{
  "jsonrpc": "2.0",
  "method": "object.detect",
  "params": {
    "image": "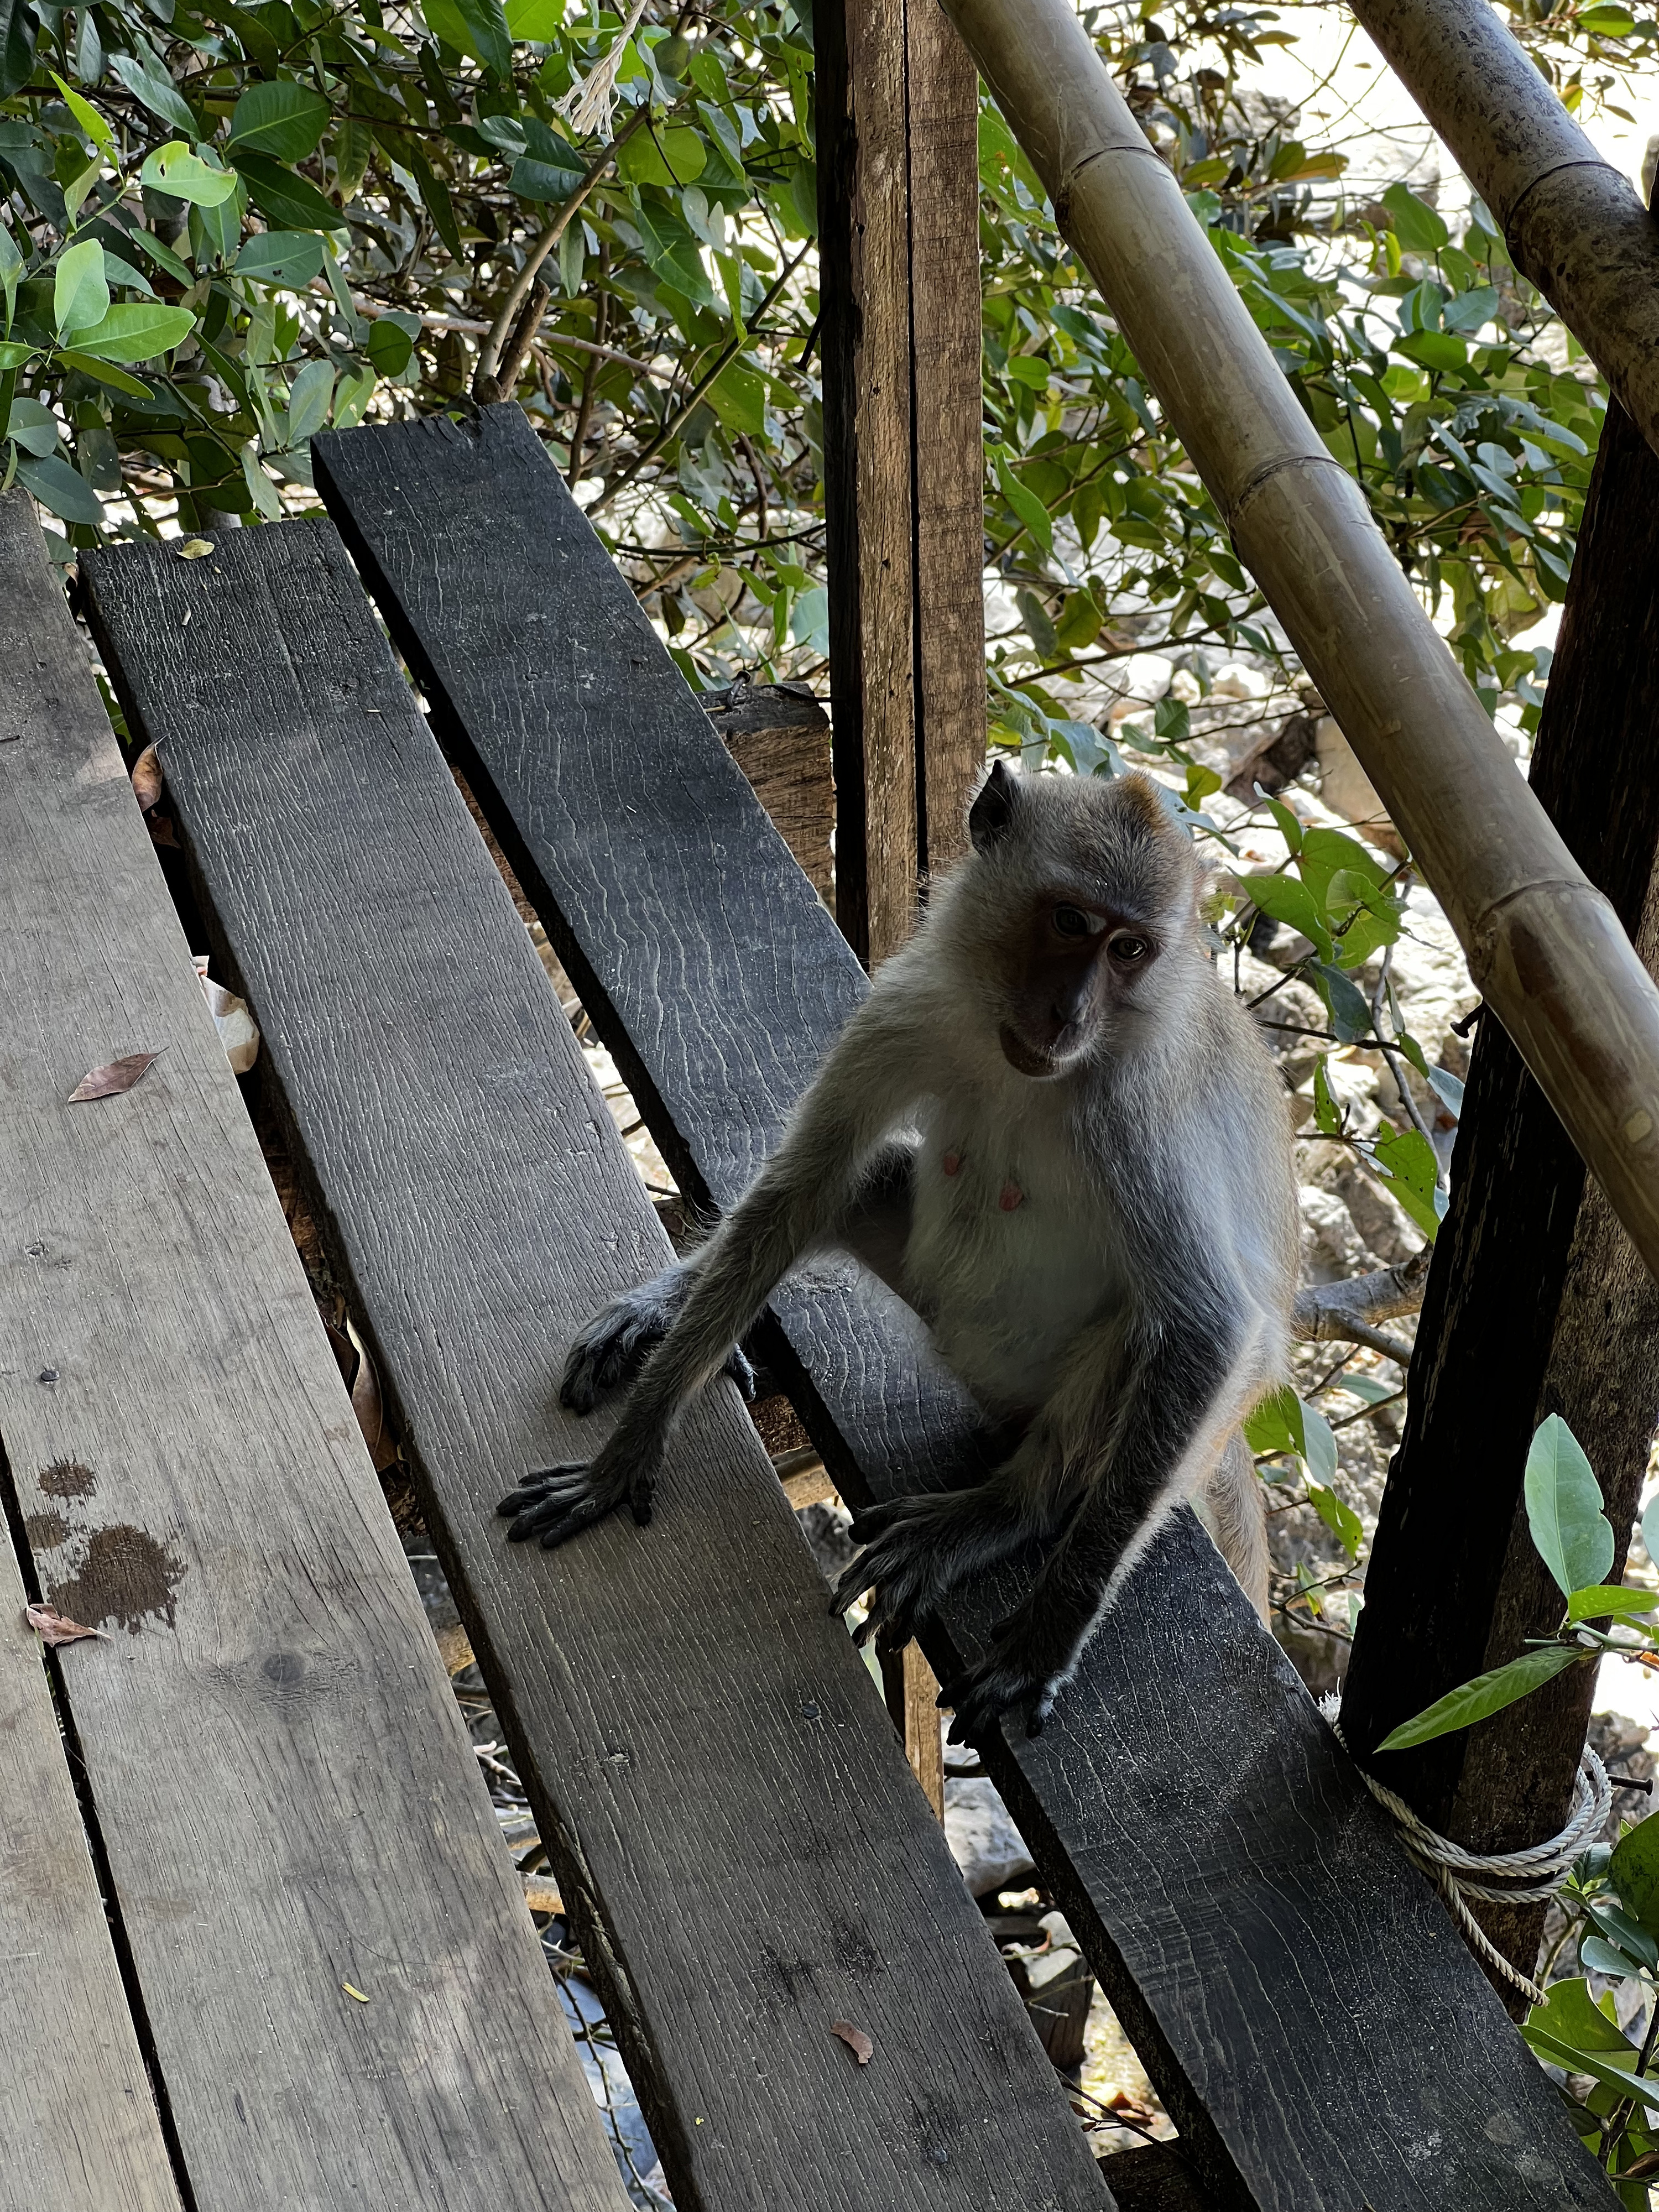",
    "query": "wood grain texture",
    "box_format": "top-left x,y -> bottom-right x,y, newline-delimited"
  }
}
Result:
0,491 -> 628,2212
0,1507 -> 182,2212
817,0 -> 920,963
82,515 -> 1113,2212
706,682 -> 834,901
905,0 -> 987,878
311,405 -> 1612,2211
1342,392 -> 1659,1985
